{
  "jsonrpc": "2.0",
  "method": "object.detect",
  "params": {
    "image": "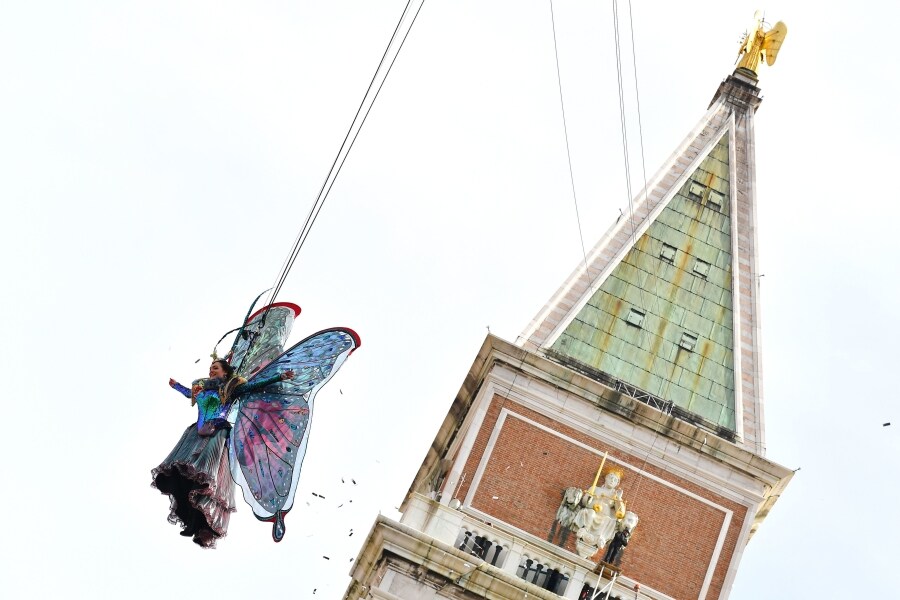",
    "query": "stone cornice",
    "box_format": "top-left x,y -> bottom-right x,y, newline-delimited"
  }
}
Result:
345,516 -> 563,600
404,334 -> 793,522
708,72 -> 763,114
